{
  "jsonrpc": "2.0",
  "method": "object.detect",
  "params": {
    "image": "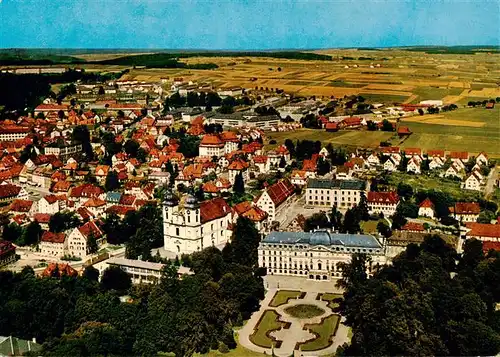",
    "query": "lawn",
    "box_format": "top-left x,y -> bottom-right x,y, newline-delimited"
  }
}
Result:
361,219 -> 382,234
300,314 -> 341,351
318,293 -> 343,310
410,86 -> 463,102
249,310 -> 284,348
358,93 -> 410,104
265,129 -> 393,150
269,290 -> 303,307
284,304 -> 325,319
387,172 -> 483,201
